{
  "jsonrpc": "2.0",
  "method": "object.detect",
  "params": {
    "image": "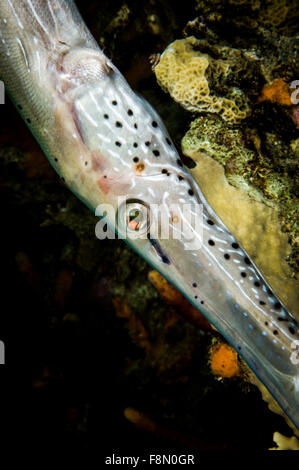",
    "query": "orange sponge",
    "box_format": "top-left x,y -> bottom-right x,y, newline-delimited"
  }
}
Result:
210,342 -> 240,378
257,78 -> 292,106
